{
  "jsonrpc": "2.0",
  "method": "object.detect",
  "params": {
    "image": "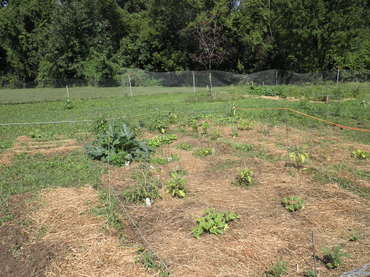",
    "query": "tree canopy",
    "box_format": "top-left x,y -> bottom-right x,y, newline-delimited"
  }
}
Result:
0,0 -> 369,87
